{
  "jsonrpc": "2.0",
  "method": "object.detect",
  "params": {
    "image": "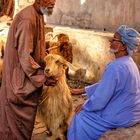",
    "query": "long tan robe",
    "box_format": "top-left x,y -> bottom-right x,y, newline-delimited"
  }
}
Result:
0,5 -> 46,140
